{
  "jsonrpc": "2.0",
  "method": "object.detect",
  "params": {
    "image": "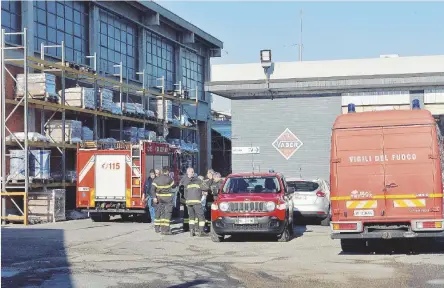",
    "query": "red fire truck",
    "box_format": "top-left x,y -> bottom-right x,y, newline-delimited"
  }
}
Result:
76,141 -> 181,222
